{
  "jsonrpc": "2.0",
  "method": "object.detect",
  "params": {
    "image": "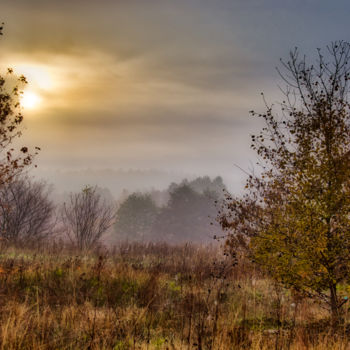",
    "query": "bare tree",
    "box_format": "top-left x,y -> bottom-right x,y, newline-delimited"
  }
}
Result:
61,186 -> 115,251
0,177 -> 55,245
